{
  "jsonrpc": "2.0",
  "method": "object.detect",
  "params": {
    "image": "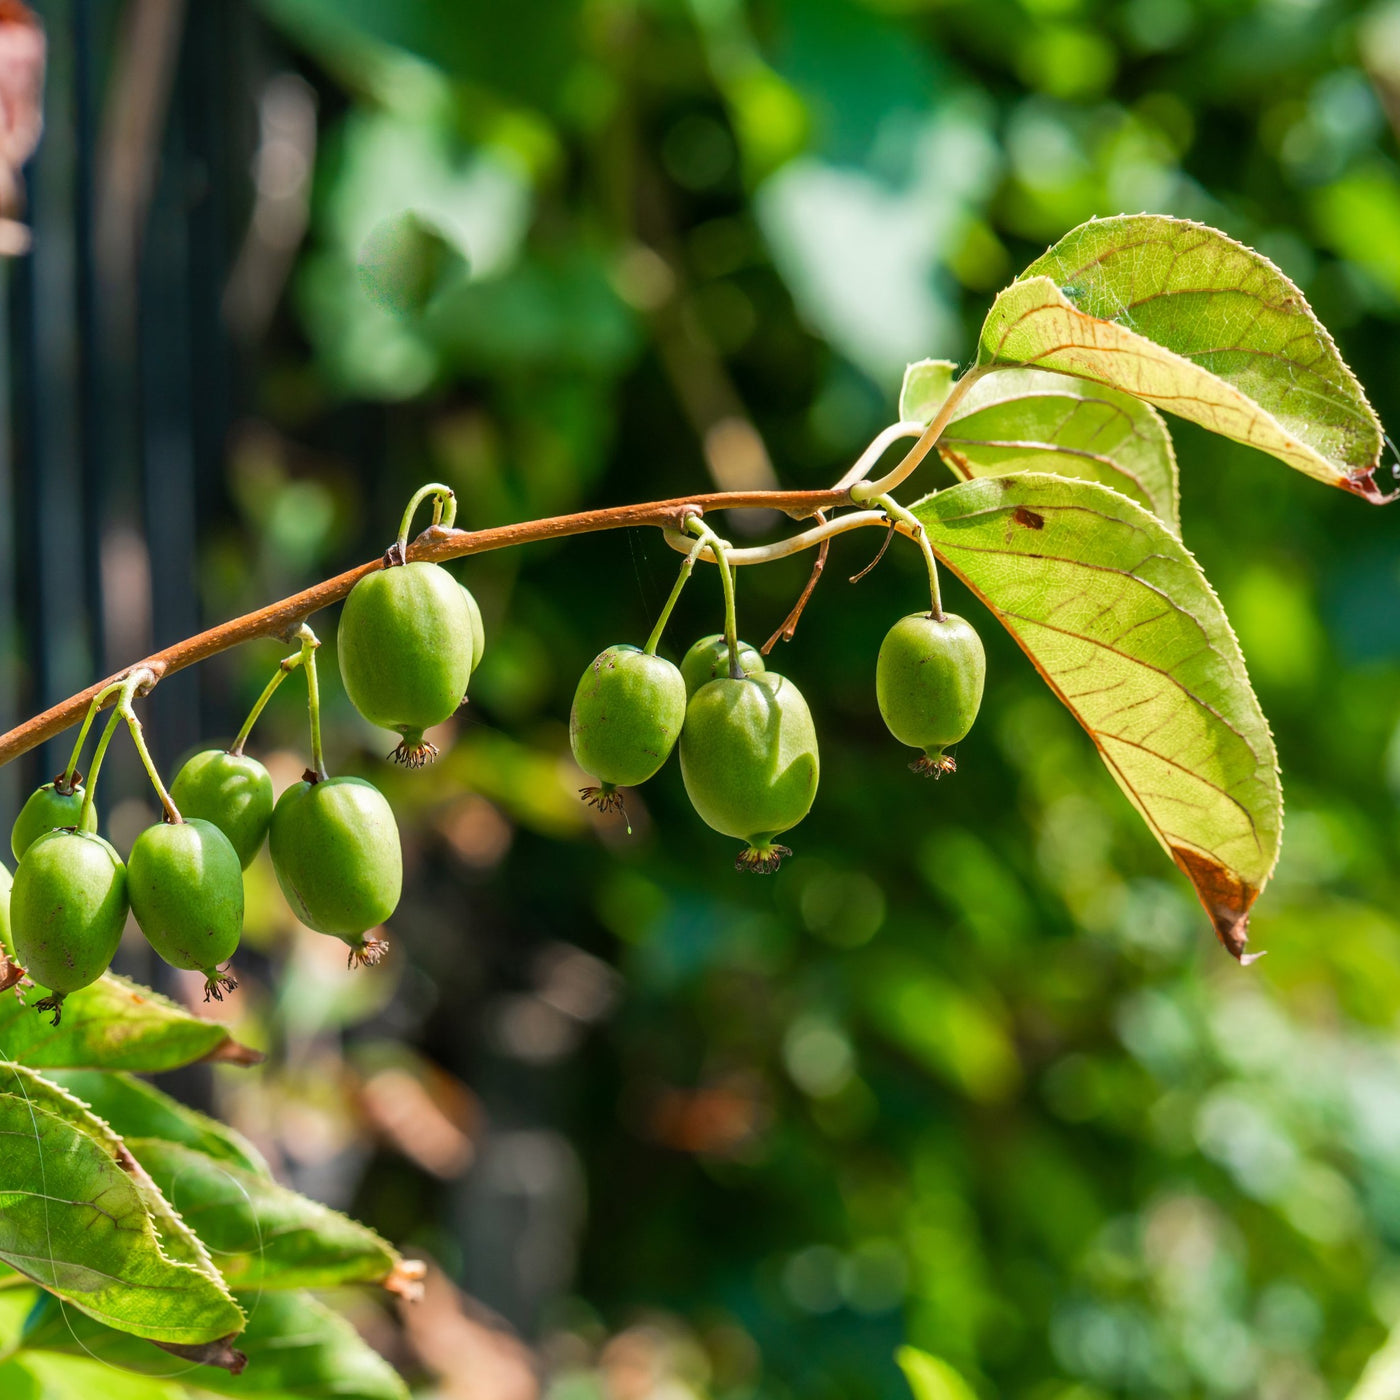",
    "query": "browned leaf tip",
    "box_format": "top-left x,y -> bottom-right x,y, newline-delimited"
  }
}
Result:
384,1257 -> 428,1302
1341,467 -> 1400,506
1170,845 -> 1263,963
201,1037 -> 266,1066
154,1336 -> 248,1375
0,949 -> 25,994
